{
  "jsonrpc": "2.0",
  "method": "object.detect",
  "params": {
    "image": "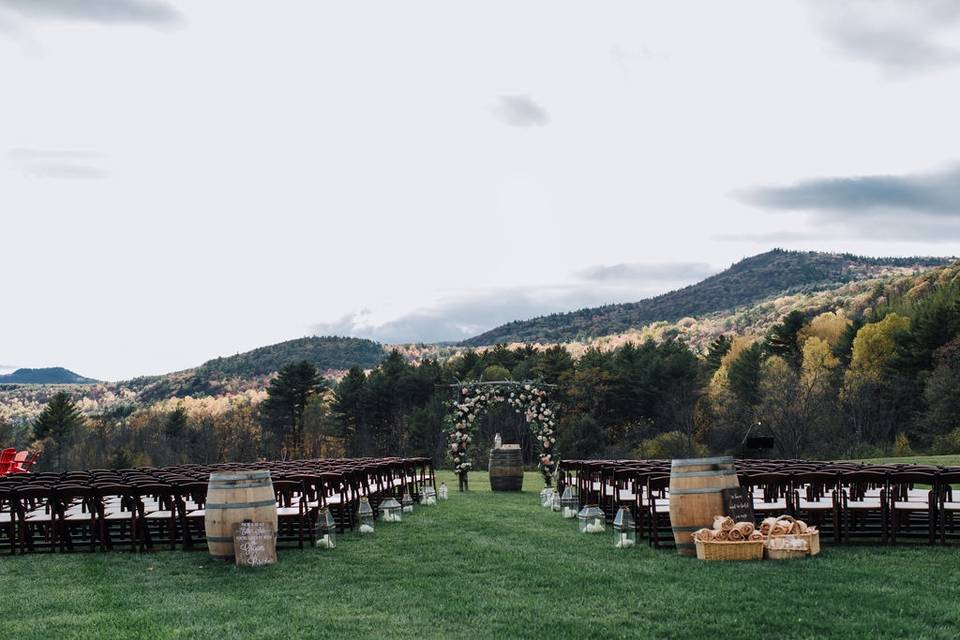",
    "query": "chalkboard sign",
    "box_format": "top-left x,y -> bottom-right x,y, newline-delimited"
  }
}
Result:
722,487 -> 755,524
232,520 -> 277,567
